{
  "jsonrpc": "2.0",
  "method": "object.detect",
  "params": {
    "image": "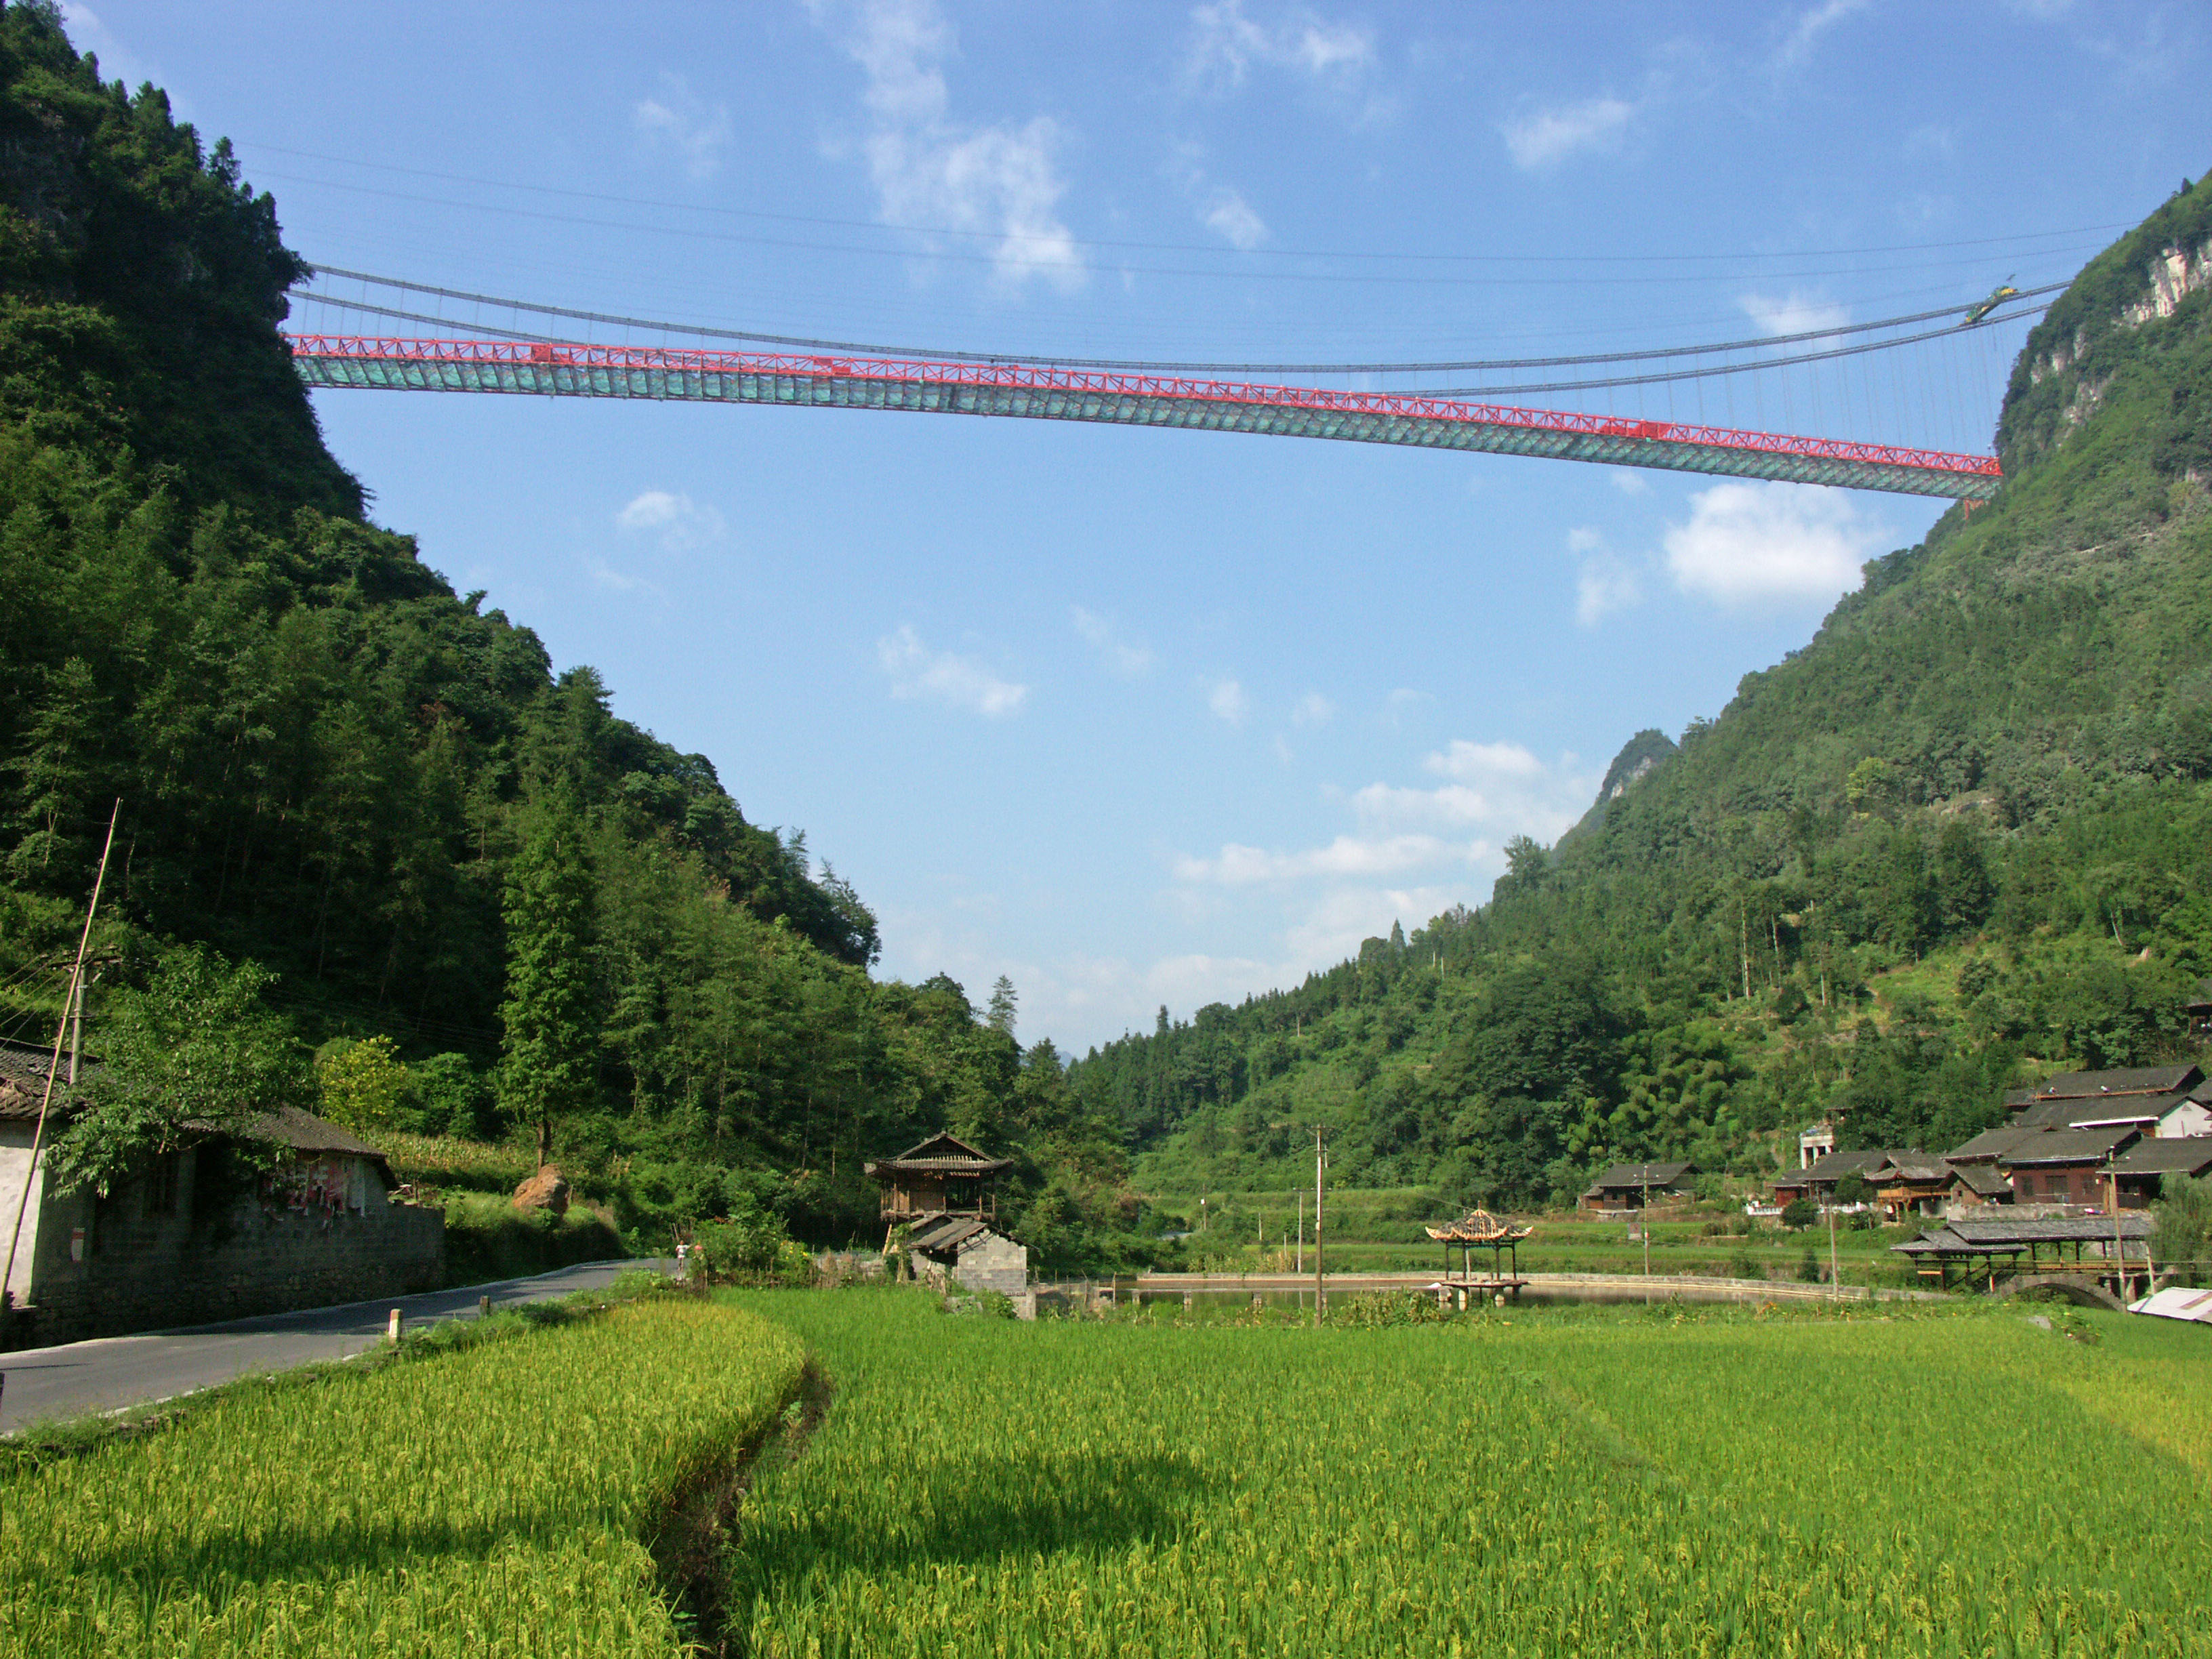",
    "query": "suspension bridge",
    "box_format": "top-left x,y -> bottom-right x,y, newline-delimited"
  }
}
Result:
282,270 -> 2059,502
